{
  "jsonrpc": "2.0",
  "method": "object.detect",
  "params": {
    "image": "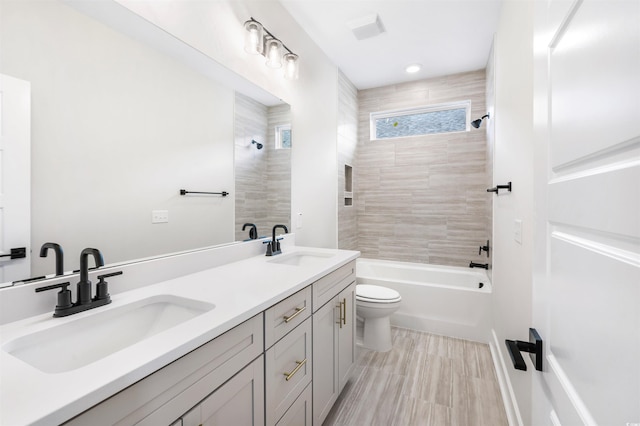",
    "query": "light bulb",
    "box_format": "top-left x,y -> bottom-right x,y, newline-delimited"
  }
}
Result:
265,38 -> 283,68
244,20 -> 264,55
283,53 -> 299,80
